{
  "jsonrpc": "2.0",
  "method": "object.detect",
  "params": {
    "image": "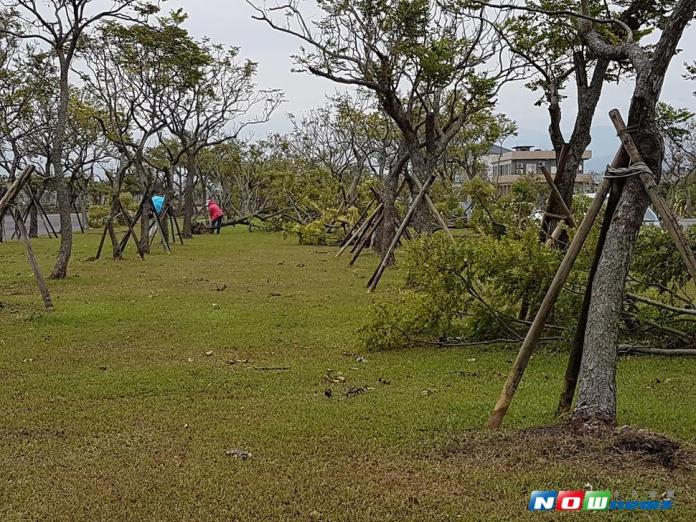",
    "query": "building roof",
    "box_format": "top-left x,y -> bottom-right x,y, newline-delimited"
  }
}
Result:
487,144 -> 513,155
490,149 -> 592,162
